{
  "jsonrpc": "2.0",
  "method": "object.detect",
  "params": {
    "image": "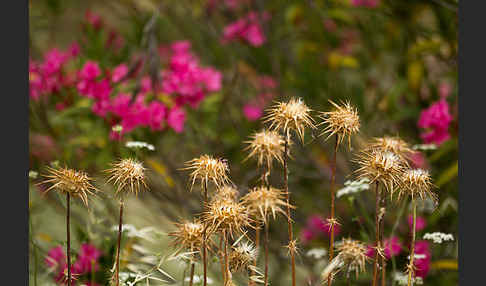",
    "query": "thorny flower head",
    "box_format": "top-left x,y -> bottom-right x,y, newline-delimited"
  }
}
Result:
42,166 -> 98,206
169,220 -> 205,253
264,97 -> 315,142
354,149 -> 406,196
399,169 -> 437,203
229,241 -> 258,272
241,186 -> 292,223
369,136 -> 414,162
202,198 -> 253,238
319,100 -> 360,148
244,129 -> 285,171
106,158 -> 147,196
322,238 -> 369,281
212,185 -> 240,202
183,155 -> 231,191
